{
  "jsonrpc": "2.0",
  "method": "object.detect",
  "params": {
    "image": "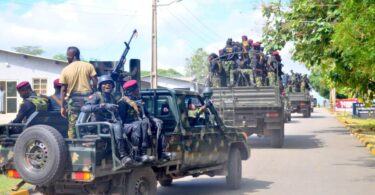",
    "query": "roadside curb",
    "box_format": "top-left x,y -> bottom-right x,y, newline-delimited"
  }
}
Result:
352,131 -> 375,156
